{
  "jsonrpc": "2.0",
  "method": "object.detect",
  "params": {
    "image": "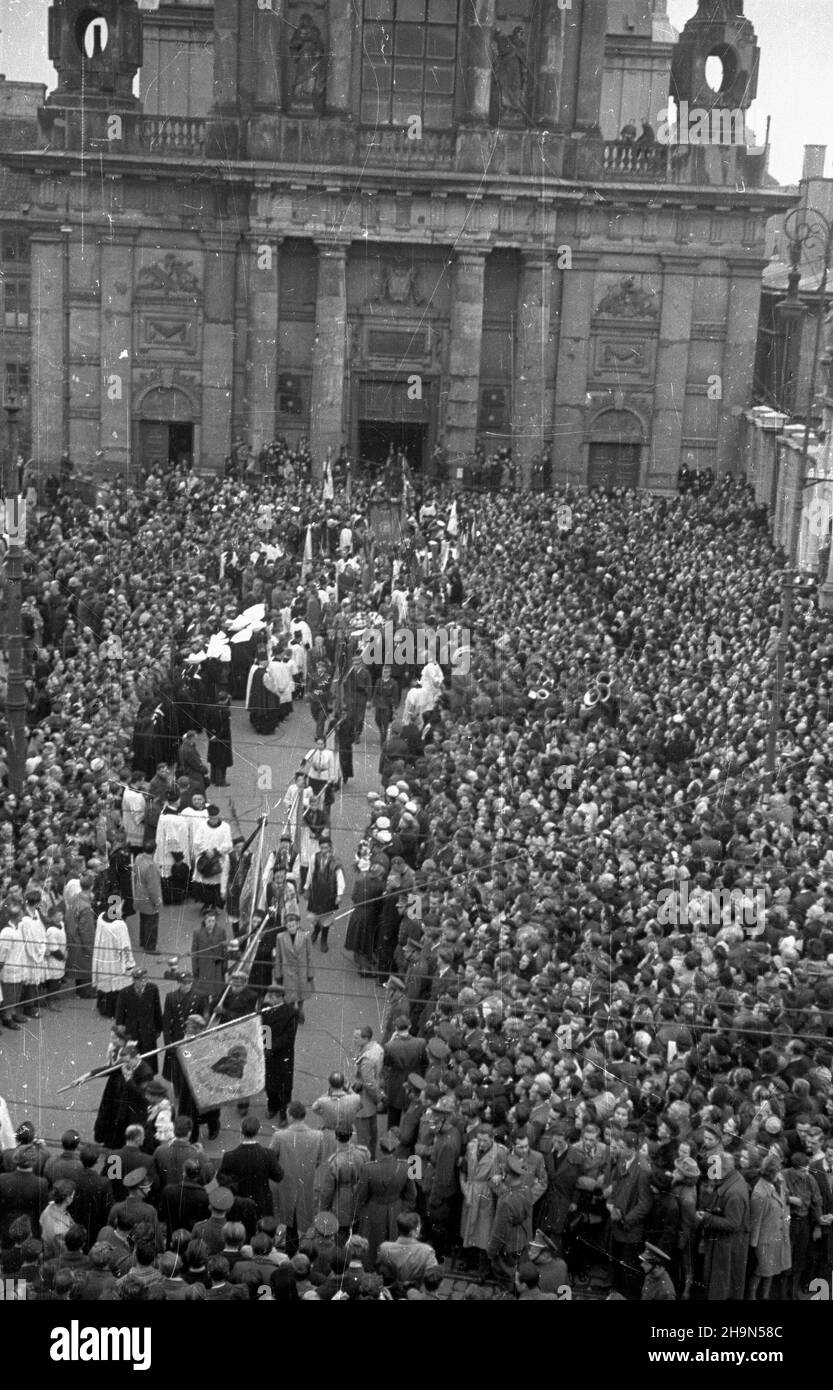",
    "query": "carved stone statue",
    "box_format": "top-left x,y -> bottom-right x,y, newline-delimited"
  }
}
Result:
137,254 -> 200,295
290,12 -> 326,109
596,276 -> 658,319
492,26 -> 528,121
376,259 -> 423,307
